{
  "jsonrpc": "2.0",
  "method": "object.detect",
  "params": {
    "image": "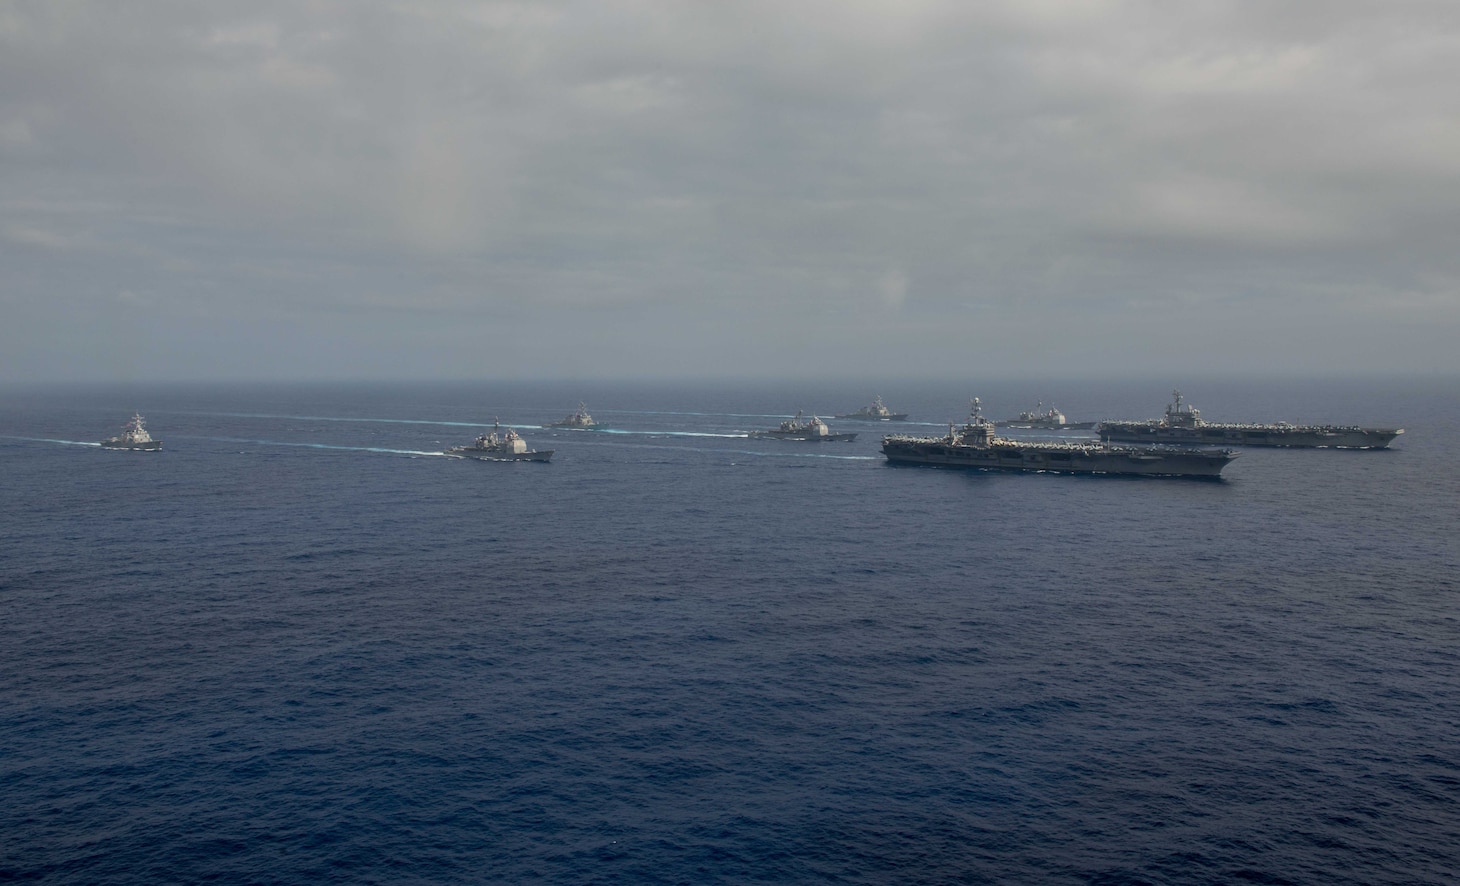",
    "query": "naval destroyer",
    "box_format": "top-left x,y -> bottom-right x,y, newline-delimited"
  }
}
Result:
447,419 -> 552,461
1098,391 -> 1404,449
882,399 -> 1237,478
100,413 -> 162,451
750,411 -> 858,442
545,402 -> 600,429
